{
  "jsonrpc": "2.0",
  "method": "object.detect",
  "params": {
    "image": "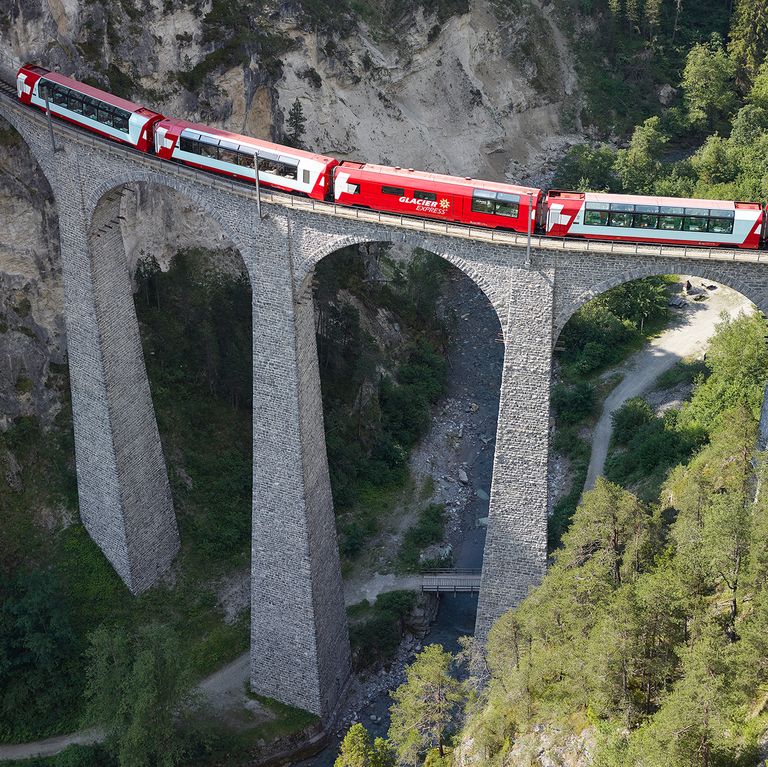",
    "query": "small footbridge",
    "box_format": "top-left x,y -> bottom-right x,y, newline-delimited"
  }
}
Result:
344,569 -> 482,606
